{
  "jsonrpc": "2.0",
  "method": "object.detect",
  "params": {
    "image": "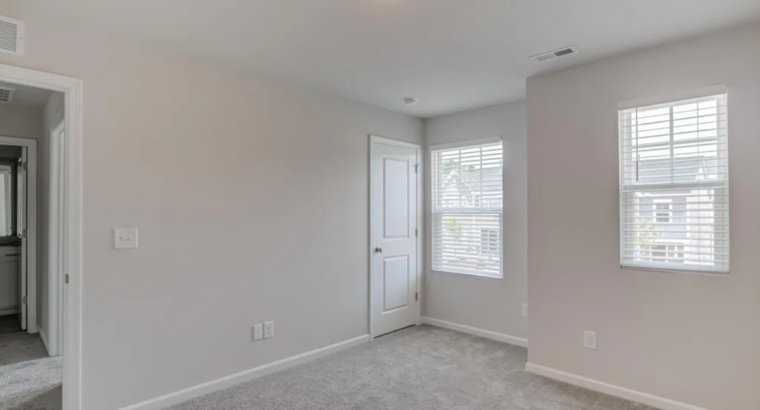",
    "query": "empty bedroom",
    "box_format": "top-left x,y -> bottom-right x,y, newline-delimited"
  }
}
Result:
0,1 -> 757,410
